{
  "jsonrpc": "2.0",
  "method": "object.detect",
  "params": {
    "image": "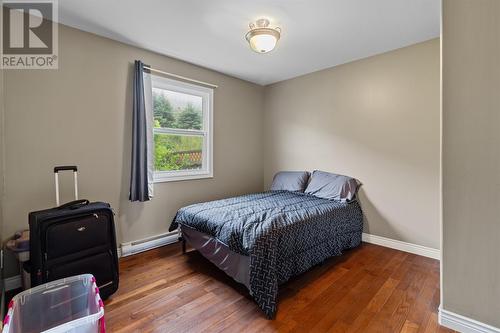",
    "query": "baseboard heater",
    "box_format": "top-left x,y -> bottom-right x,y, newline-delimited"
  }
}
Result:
120,231 -> 179,257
